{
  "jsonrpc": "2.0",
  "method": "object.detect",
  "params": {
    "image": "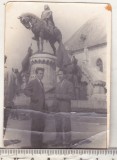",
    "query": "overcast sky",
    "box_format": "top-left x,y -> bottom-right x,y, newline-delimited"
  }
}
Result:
5,2 -> 107,70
